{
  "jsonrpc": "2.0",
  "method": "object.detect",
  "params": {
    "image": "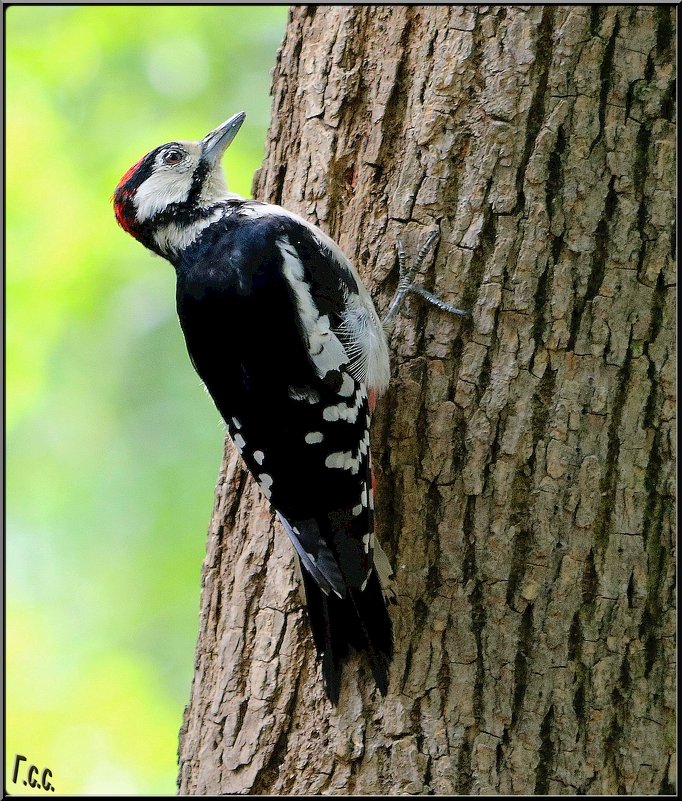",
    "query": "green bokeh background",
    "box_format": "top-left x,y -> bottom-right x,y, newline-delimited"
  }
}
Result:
5,6 -> 288,794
